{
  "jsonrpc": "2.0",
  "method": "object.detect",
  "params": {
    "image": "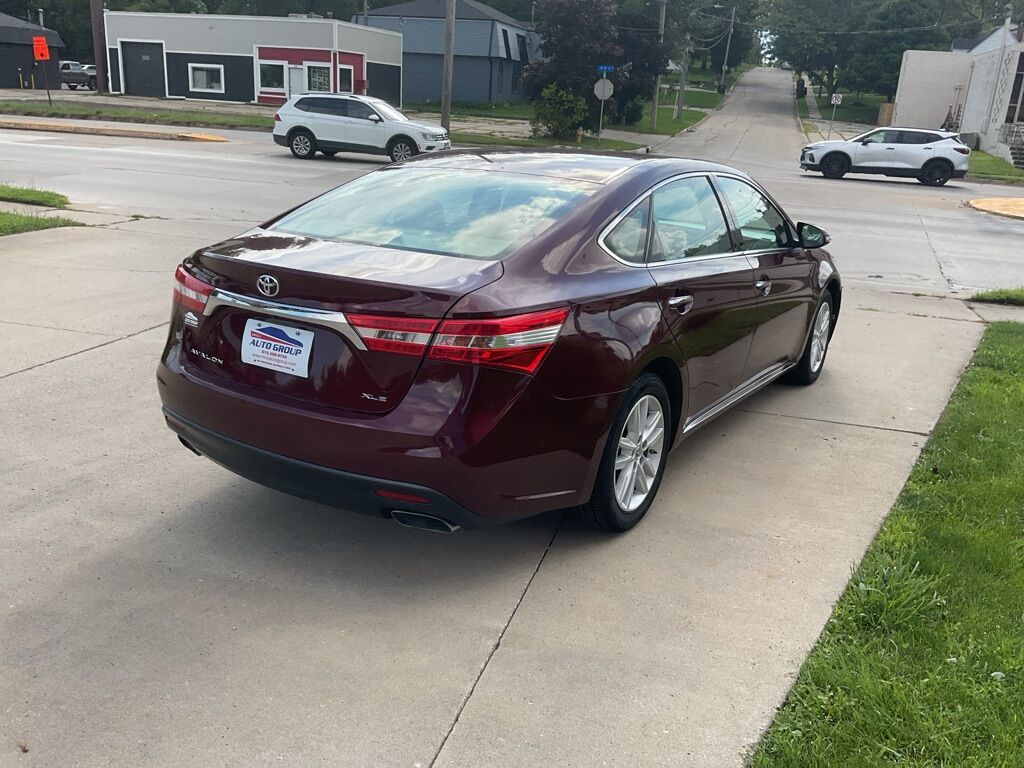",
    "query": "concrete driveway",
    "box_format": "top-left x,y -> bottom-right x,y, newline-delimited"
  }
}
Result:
0,69 -> 1010,766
